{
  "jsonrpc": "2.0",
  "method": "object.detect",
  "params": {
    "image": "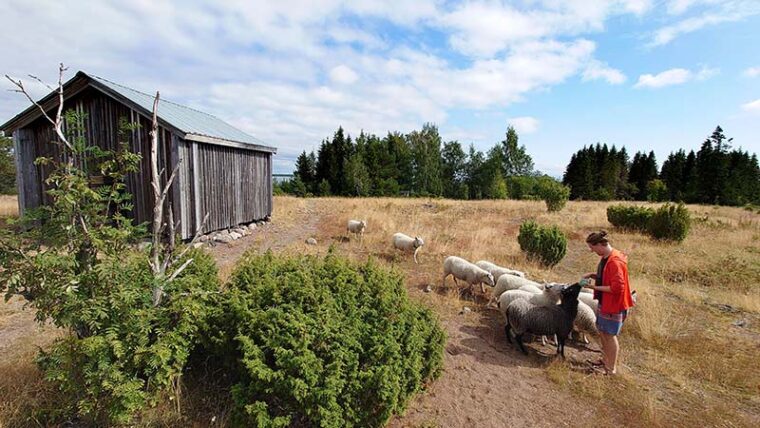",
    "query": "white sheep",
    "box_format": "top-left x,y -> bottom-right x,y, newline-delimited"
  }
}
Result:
490,274 -> 543,305
573,300 -> 598,344
474,260 -> 526,282
346,220 -> 367,243
442,256 -> 495,294
578,292 -> 598,314
392,232 -> 425,264
518,283 -> 543,294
